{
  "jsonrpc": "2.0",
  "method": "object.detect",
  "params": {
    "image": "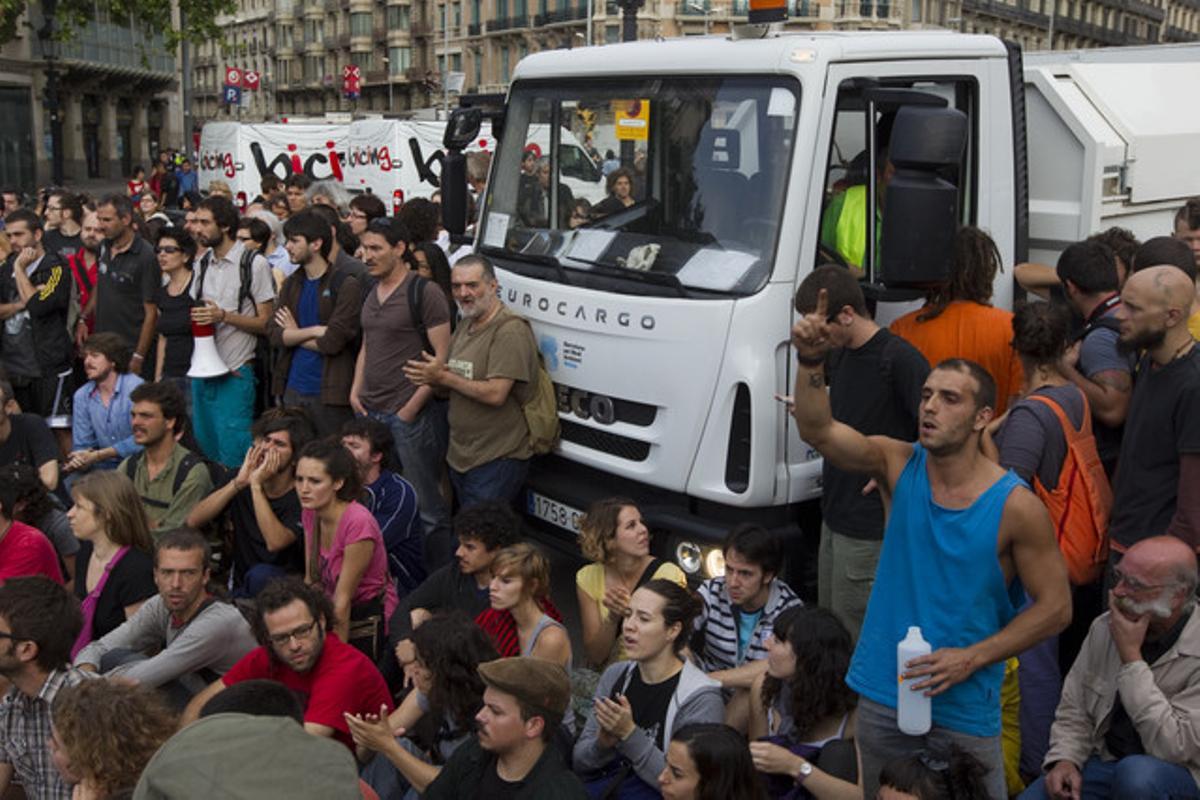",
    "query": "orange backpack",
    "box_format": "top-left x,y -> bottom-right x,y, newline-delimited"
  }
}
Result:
1027,393 -> 1112,585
